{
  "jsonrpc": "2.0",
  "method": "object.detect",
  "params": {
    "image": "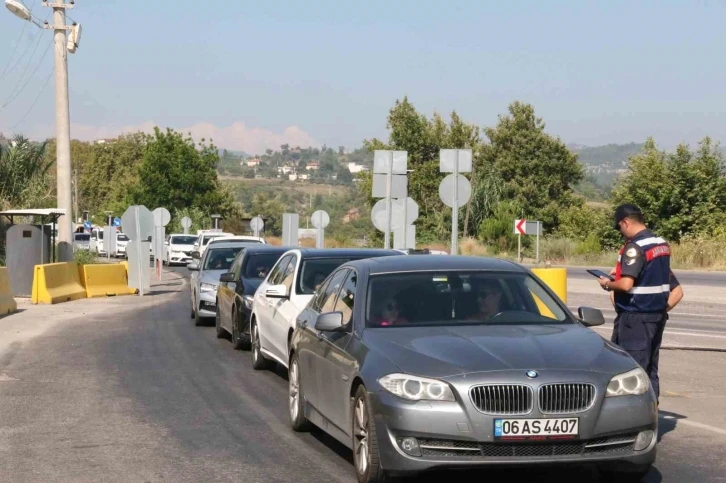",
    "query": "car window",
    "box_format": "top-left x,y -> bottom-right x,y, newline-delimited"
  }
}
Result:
243,252 -> 285,279
280,255 -> 297,291
319,269 -> 349,314
74,234 -> 90,241
202,247 -> 245,271
310,277 -> 332,312
171,235 -> 197,245
365,271 -> 571,328
117,234 -> 129,242
230,254 -> 244,279
297,257 -> 366,295
333,270 -> 357,325
268,255 -> 292,286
